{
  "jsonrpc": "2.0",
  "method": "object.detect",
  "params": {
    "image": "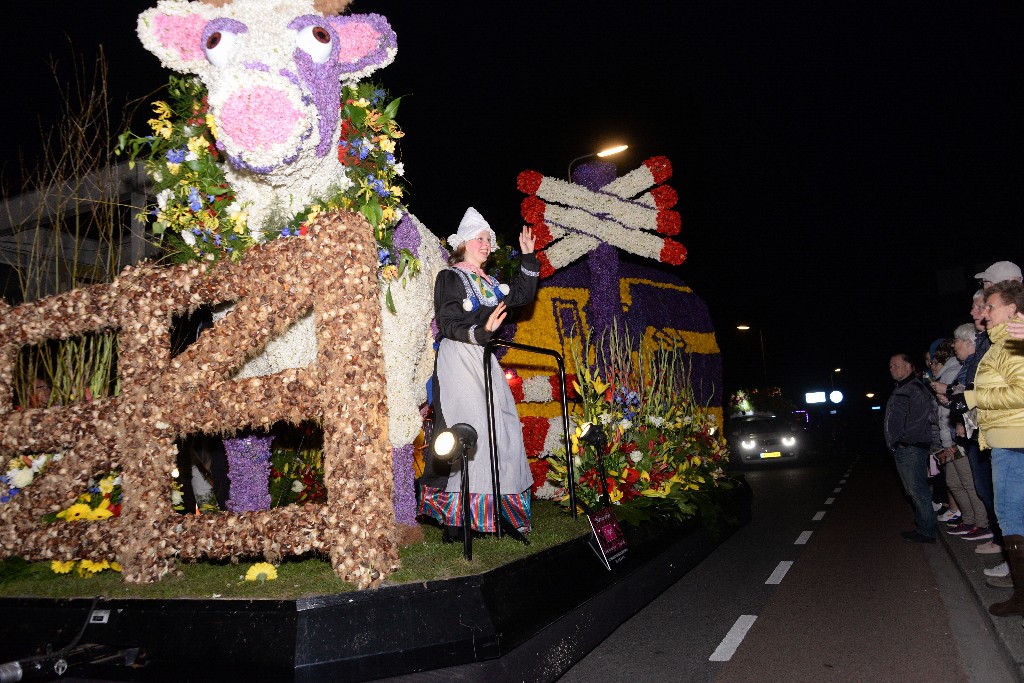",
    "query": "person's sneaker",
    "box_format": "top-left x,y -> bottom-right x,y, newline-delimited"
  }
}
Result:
946,514 -> 964,526
987,574 -> 1014,589
976,541 -> 1003,554
985,561 -> 1010,578
901,530 -> 937,544
962,527 -> 995,541
932,501 -> 945,512
947,523 -> 974,535
938,509 -> 961,523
